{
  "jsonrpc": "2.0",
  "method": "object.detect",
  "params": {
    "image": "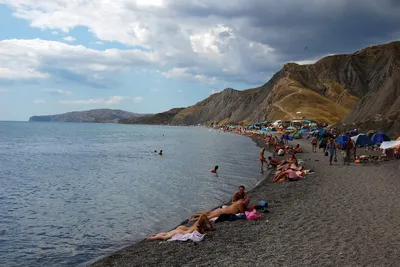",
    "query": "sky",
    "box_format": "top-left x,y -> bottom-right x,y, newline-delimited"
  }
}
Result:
0,0 -> 399,121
